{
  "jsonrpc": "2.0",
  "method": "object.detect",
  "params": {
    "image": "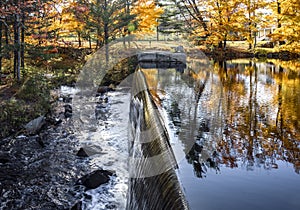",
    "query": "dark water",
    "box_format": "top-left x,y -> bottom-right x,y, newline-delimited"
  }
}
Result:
142,59 -> 300,210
